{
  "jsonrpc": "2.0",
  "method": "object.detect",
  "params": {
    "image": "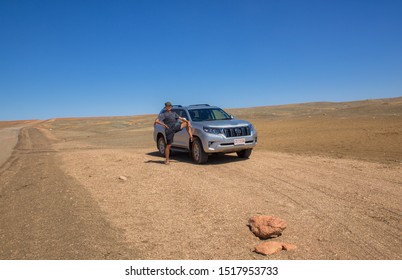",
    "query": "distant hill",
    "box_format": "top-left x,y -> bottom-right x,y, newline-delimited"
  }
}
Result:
226,96 -> 402,120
